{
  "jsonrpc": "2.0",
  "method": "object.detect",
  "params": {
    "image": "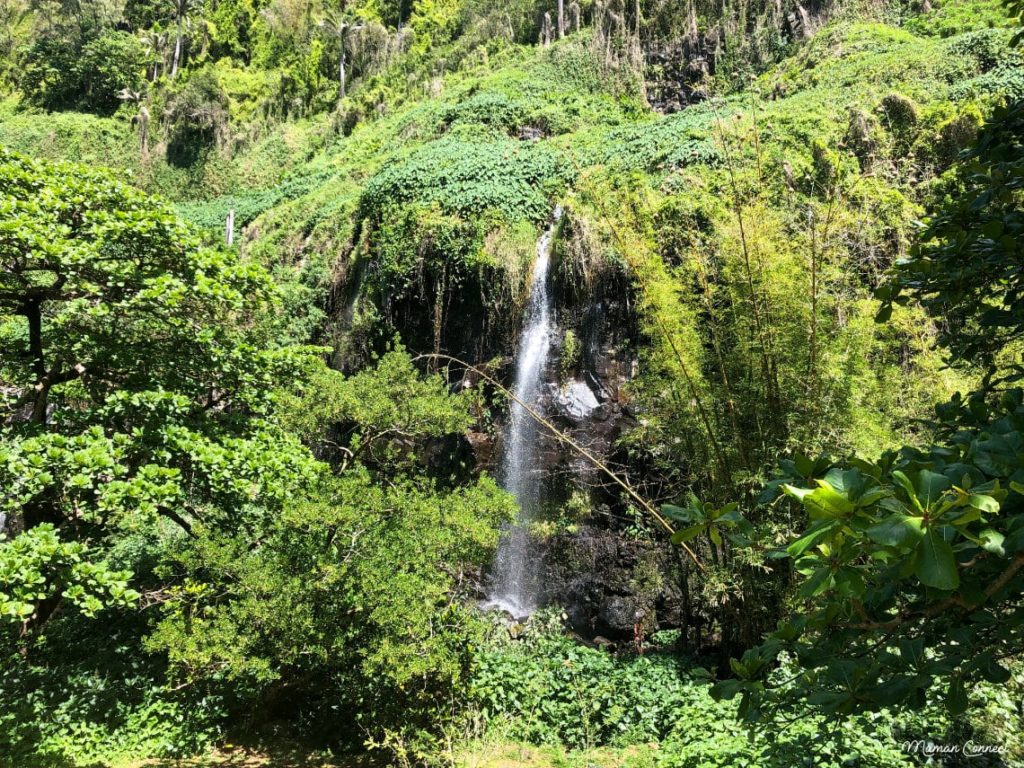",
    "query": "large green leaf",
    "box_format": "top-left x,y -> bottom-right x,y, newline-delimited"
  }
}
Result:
914,529 -> 960,590
671,524 -> 705,545
867,514 -> 924,549
802,481 -> 857,519
947,677 -> 969,715
787,519 -> 841,557
978,528 -> 1005,556
966,493 -> 1000,514
915,470 -> 952,509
